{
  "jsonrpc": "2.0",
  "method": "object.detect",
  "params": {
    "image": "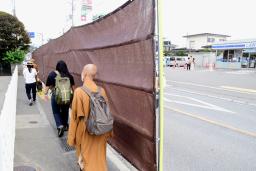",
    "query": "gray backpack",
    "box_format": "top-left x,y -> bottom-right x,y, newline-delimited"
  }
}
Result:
81,86 -> 113,135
